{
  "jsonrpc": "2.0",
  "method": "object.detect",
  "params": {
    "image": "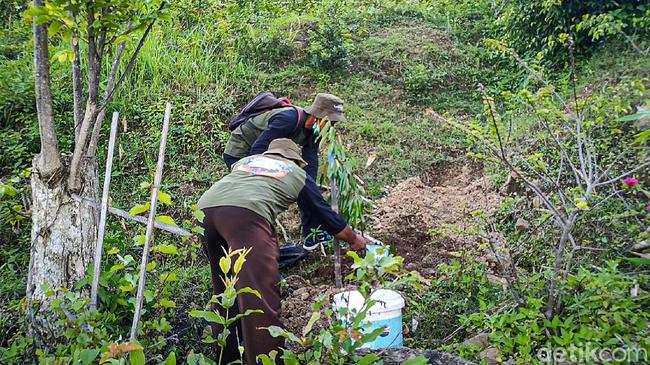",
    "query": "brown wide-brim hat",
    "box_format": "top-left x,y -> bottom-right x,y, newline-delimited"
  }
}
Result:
263,138 -> 307,168
304,93 -> 347,122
